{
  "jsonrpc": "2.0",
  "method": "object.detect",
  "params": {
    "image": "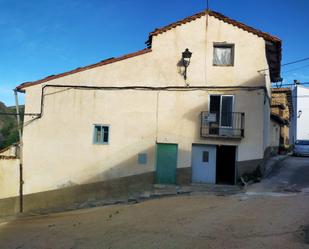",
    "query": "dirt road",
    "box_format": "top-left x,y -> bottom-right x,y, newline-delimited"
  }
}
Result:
0,156 -> 309,249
